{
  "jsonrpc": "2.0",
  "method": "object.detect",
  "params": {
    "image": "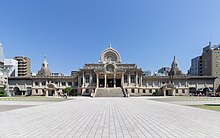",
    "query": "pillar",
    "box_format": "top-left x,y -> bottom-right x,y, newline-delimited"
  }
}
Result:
140,76 -> 143,87
136,73 -> 138,86
128,72 -> 131,86
104,74 -> 107,88
96,73 -> 99,88
121,73 -> 124,87
164,90 -> 166,97
114,73 -> 116,88
82,71 -> 85,87
90,72 -> 92,85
